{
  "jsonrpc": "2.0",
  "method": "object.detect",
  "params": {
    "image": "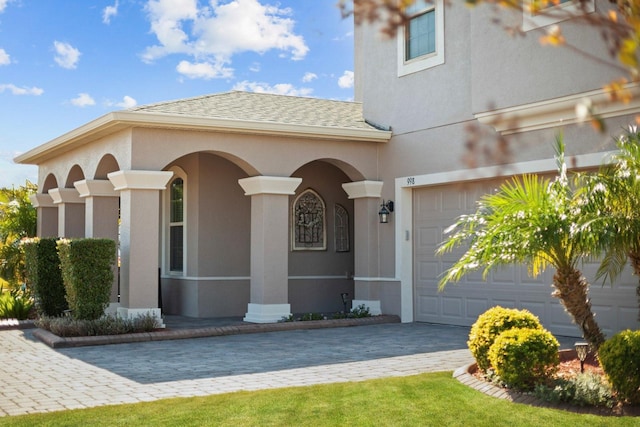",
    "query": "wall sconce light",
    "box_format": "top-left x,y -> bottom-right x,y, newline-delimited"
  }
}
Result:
574,342 -> 589,373
379,200 -> 394,224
